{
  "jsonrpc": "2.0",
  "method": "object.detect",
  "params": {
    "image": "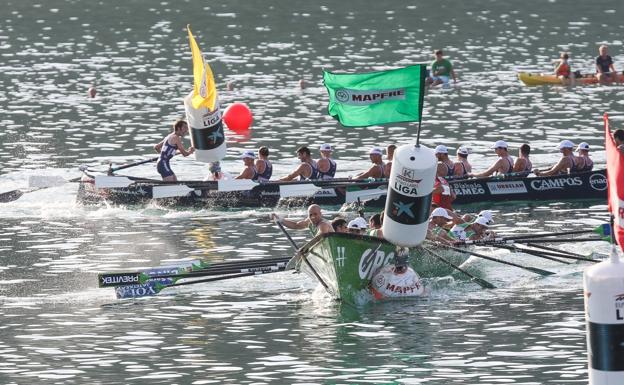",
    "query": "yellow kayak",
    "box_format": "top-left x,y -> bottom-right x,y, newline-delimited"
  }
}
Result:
518,71 -> 624,86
